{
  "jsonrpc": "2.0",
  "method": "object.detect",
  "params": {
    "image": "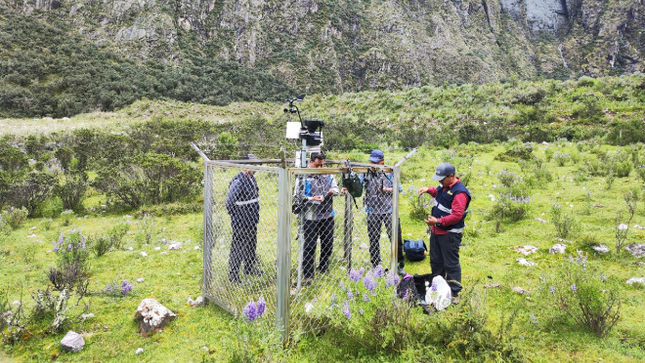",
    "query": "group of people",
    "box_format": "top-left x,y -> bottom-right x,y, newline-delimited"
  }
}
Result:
224,151 -> 471,305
